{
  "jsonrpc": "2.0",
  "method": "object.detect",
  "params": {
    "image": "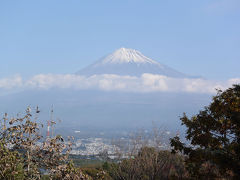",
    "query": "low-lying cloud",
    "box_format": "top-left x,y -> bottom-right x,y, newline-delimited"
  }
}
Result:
0,74 -> 239,94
